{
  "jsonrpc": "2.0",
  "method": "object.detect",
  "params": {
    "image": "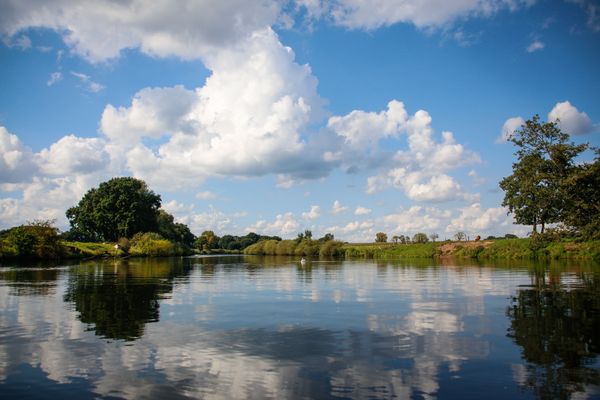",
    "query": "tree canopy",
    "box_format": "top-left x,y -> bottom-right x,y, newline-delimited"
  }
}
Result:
499,115 -> 588,234
375,232 -> 387,243
66,177 -> 162,242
